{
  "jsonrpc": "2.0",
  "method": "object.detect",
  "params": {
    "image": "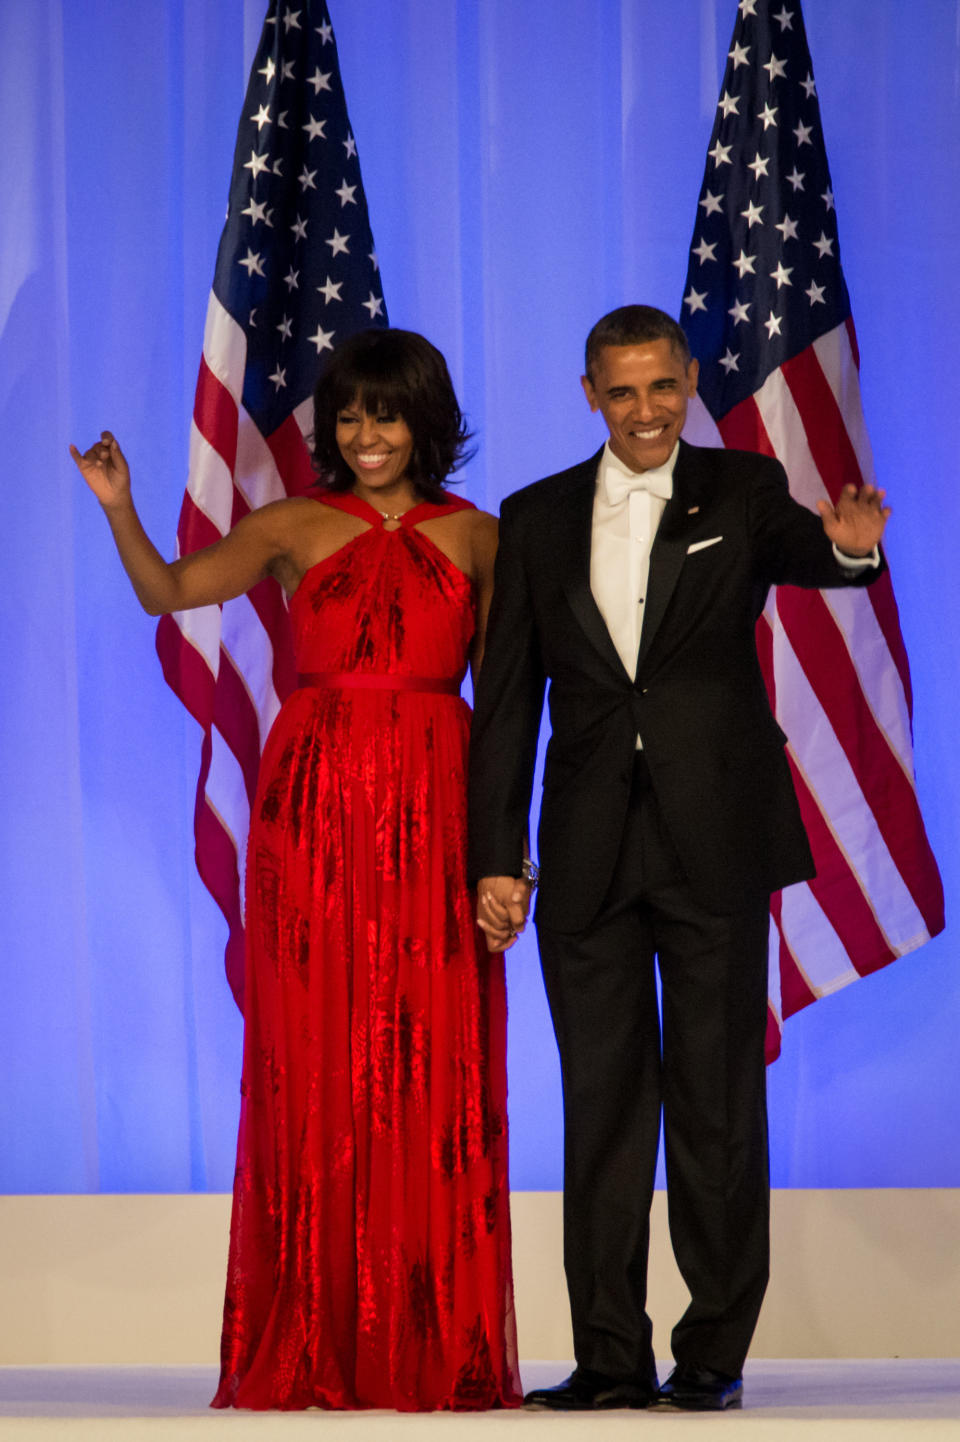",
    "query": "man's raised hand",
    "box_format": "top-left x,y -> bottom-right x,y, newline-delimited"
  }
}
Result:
816,482 -> 890,557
